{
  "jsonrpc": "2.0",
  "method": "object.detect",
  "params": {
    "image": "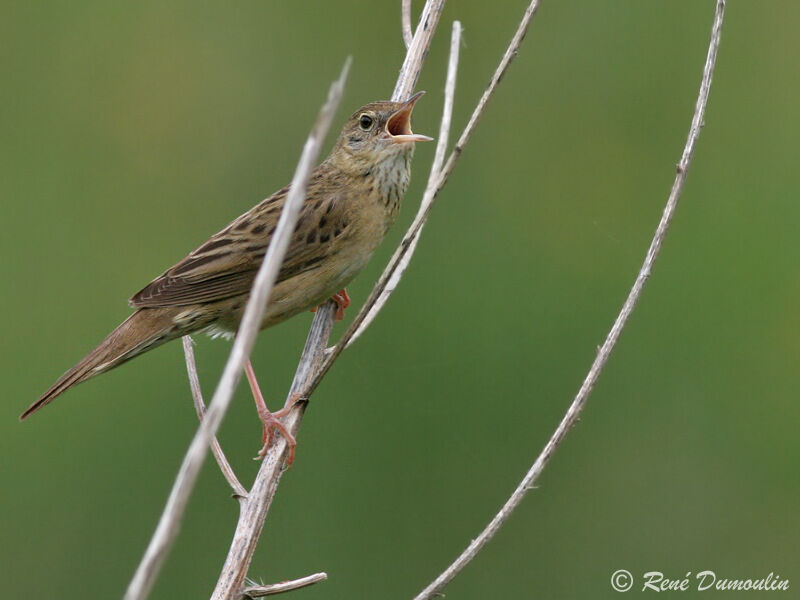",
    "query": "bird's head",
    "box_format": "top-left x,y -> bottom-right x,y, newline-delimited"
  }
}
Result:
330,91 -> 432,172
